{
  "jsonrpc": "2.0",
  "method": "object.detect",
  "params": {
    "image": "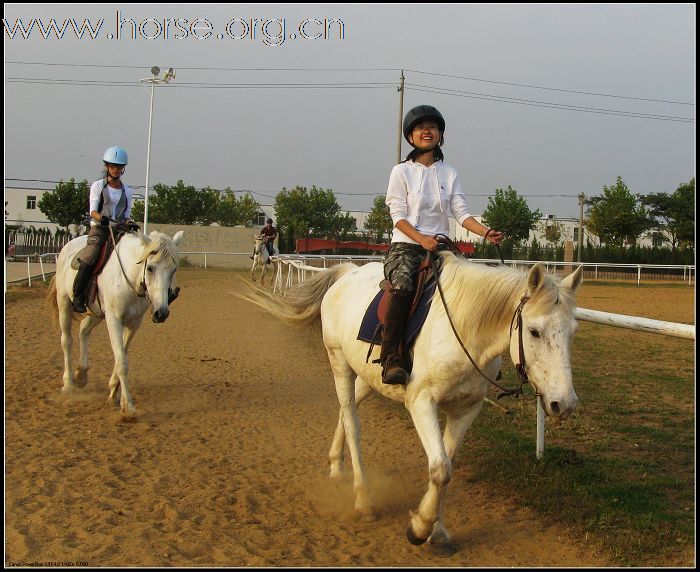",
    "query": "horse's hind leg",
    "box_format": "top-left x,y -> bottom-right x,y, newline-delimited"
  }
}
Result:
74,315 -> 102,388
327,349 -> 374,517
58,298 -> 77,392
329,376 -> 371,479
